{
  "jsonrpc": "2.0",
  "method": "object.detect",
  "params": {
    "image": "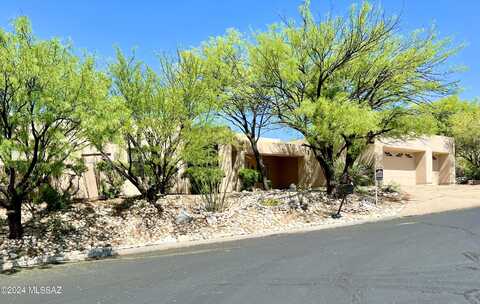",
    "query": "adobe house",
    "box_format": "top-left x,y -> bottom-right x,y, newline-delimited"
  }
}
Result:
77,135 -> 455,199
221,134 -> 455,191
372,136 -> 456,186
